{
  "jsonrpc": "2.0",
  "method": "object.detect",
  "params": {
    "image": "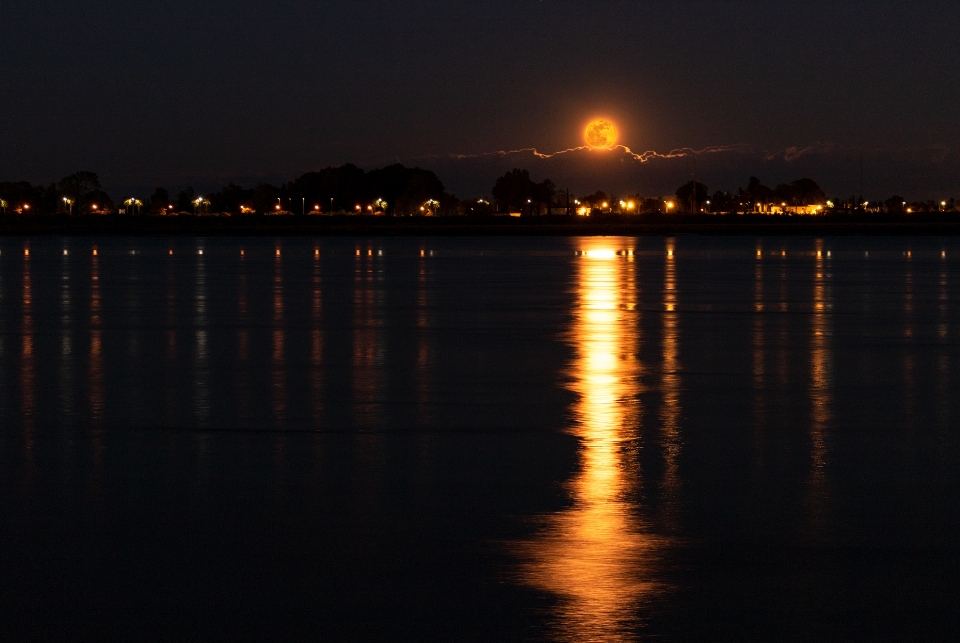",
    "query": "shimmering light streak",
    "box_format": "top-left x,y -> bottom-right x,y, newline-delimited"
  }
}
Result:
805,239 -> 834,538
521,238 -> 662,642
